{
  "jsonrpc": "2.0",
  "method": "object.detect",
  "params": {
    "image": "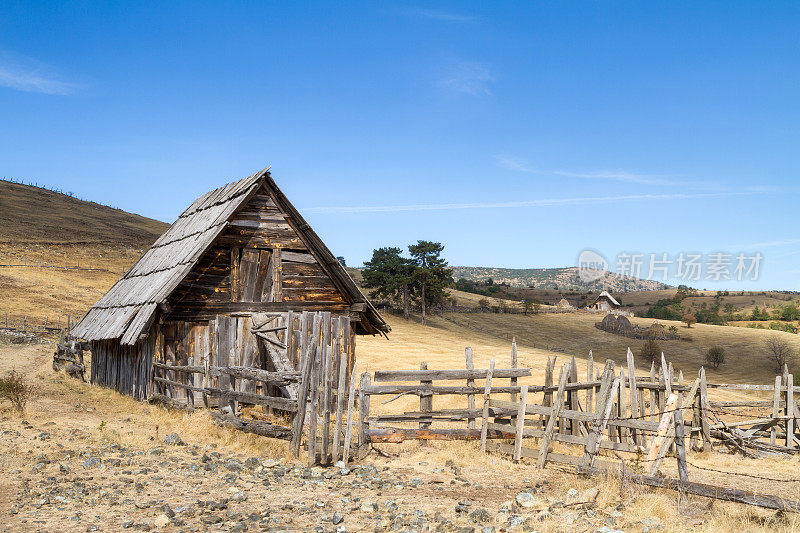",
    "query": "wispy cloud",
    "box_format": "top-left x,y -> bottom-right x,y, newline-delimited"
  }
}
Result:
303,191 -> 756,214
404,7 -> 475,23
0,52 -> 79,95
439,61 -> 494,96
496,155 -> 678,186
